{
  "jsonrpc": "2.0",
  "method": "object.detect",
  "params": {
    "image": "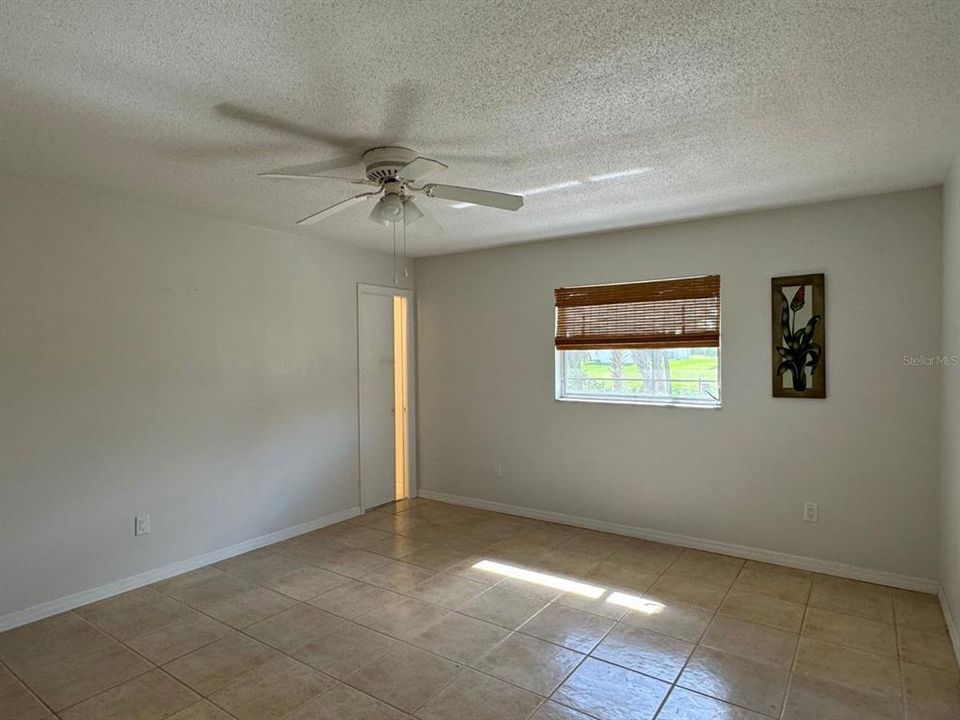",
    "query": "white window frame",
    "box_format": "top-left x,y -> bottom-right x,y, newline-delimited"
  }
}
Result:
554,349 -> 722,409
